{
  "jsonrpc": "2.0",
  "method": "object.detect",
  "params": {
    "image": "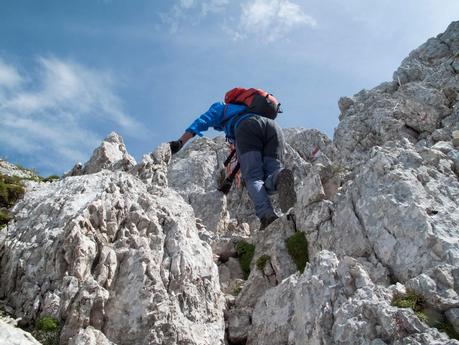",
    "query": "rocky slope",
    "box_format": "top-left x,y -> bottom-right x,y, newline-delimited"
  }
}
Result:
1,21 -> 459,345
